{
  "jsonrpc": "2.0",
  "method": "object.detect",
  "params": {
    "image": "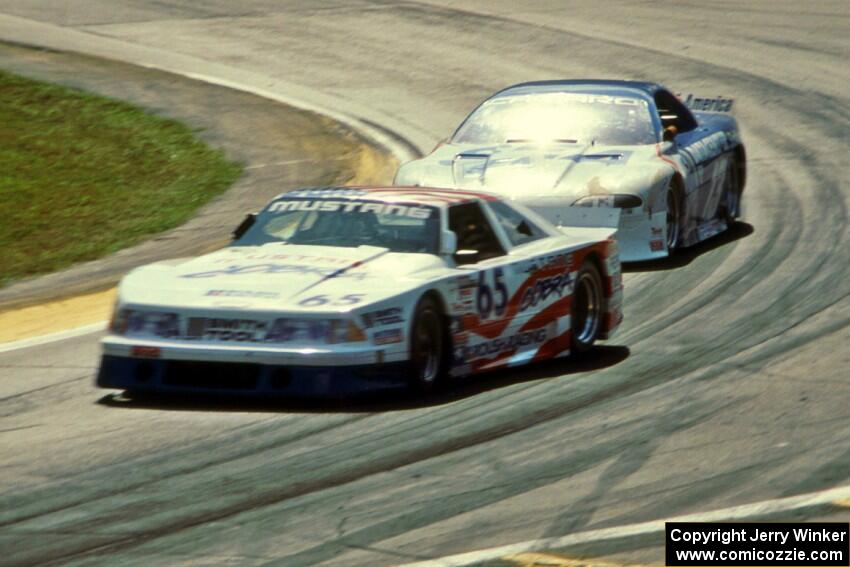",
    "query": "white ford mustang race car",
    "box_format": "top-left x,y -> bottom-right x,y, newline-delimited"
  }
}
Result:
394,80 -> 746,262
97,187 -> 623,396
